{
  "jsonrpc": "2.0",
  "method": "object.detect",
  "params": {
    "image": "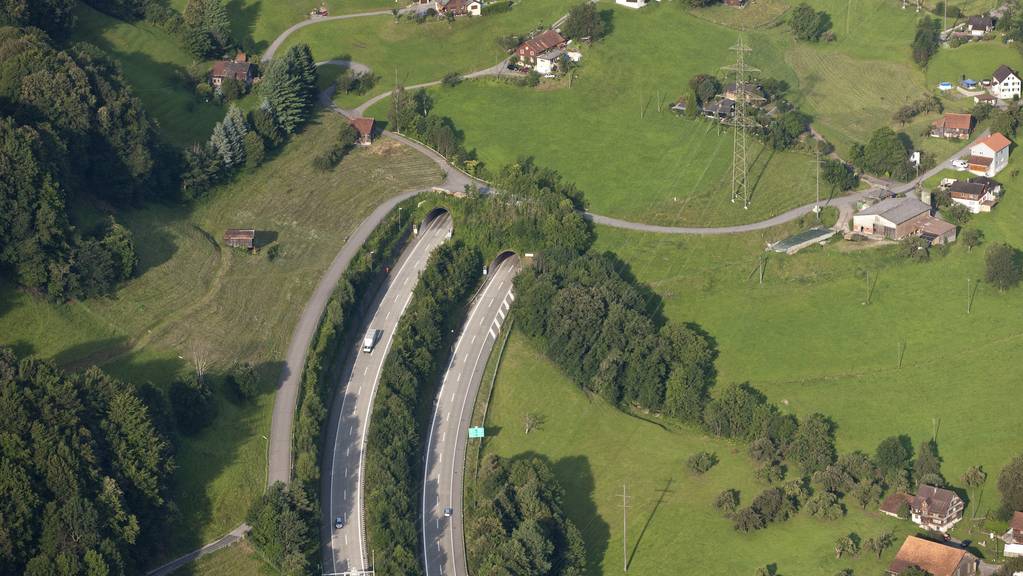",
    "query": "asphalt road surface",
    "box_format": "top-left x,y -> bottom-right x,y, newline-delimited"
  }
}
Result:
421,254 -> 520,576
321,213 -> 453,575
